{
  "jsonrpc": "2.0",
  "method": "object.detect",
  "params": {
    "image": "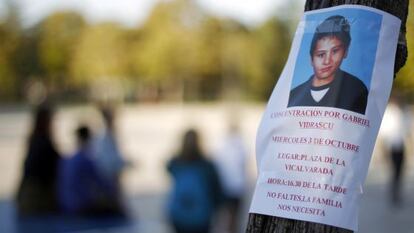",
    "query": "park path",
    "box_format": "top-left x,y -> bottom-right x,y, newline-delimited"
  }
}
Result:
0,104 -> 413,233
